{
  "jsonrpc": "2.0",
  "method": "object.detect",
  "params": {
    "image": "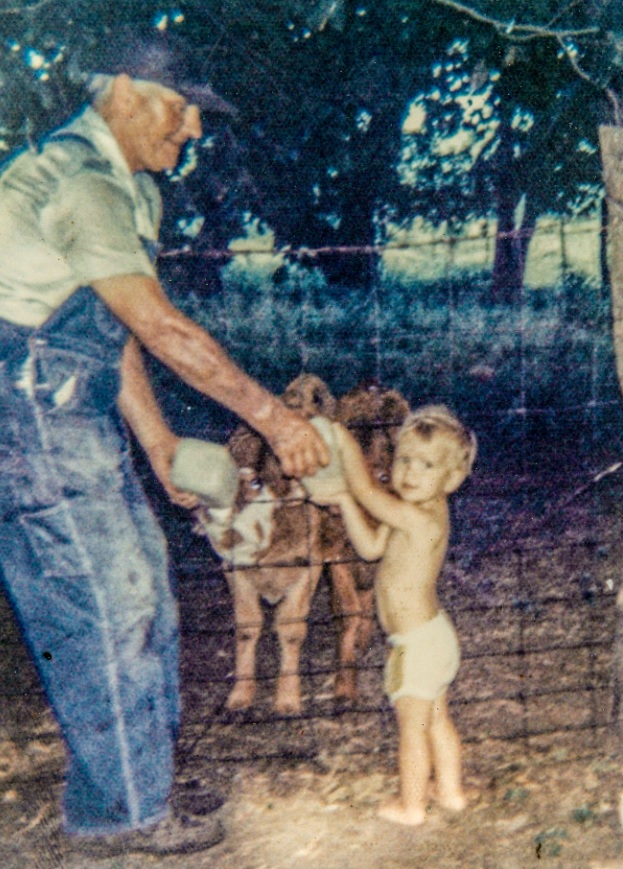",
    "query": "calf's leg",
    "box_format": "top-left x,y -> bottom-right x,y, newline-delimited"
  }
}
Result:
273,566 -> 323,714
225,571 -> 263,710
329,562 -> 364,701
